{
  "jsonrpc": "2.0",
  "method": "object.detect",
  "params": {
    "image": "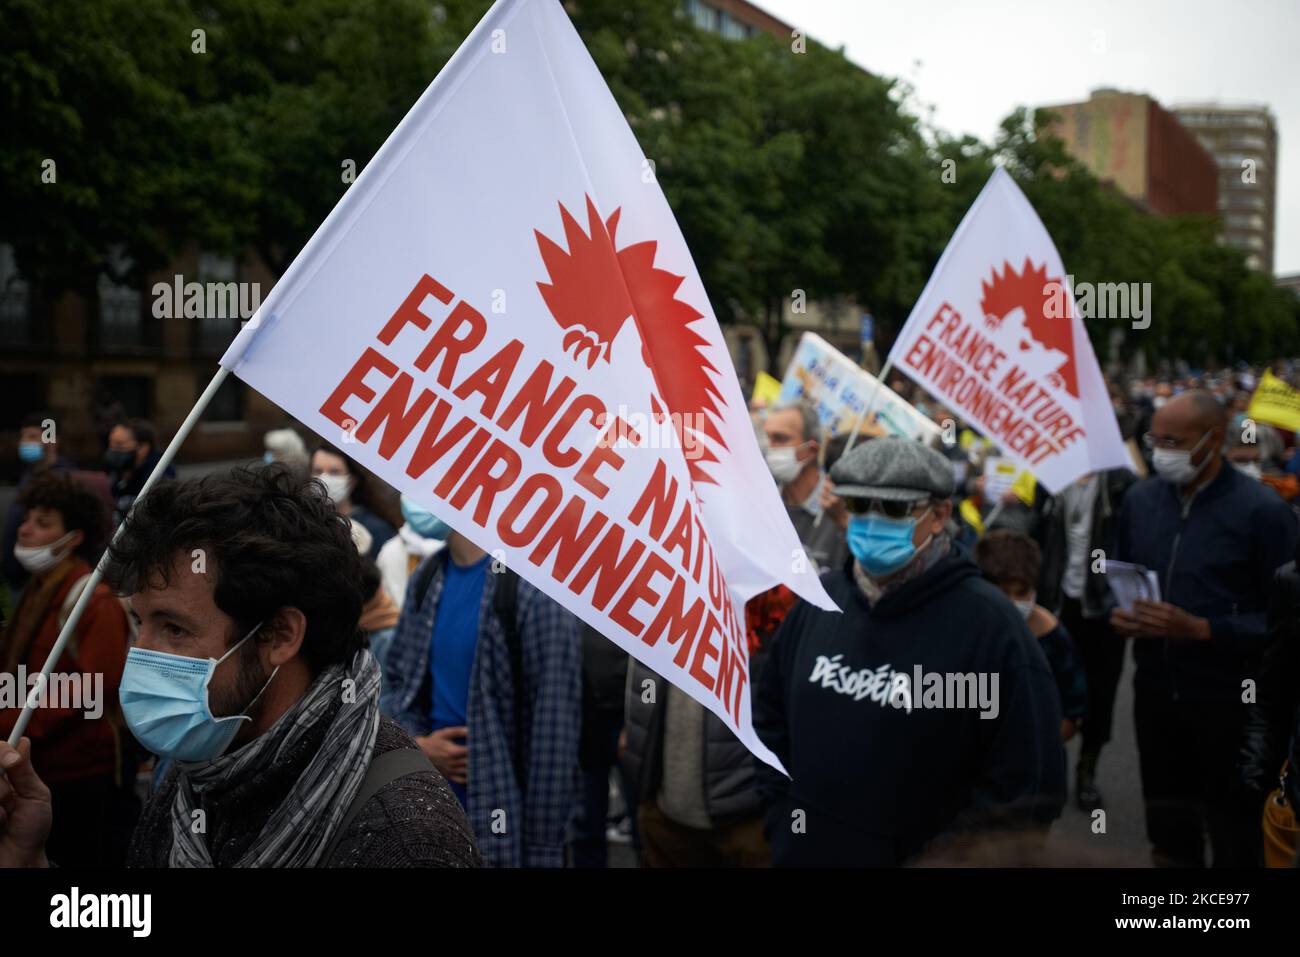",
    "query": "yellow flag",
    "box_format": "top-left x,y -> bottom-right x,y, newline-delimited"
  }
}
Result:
1247,369 -> 1300,433
752,371 -> 783,407
1011,469 -> 1037,506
